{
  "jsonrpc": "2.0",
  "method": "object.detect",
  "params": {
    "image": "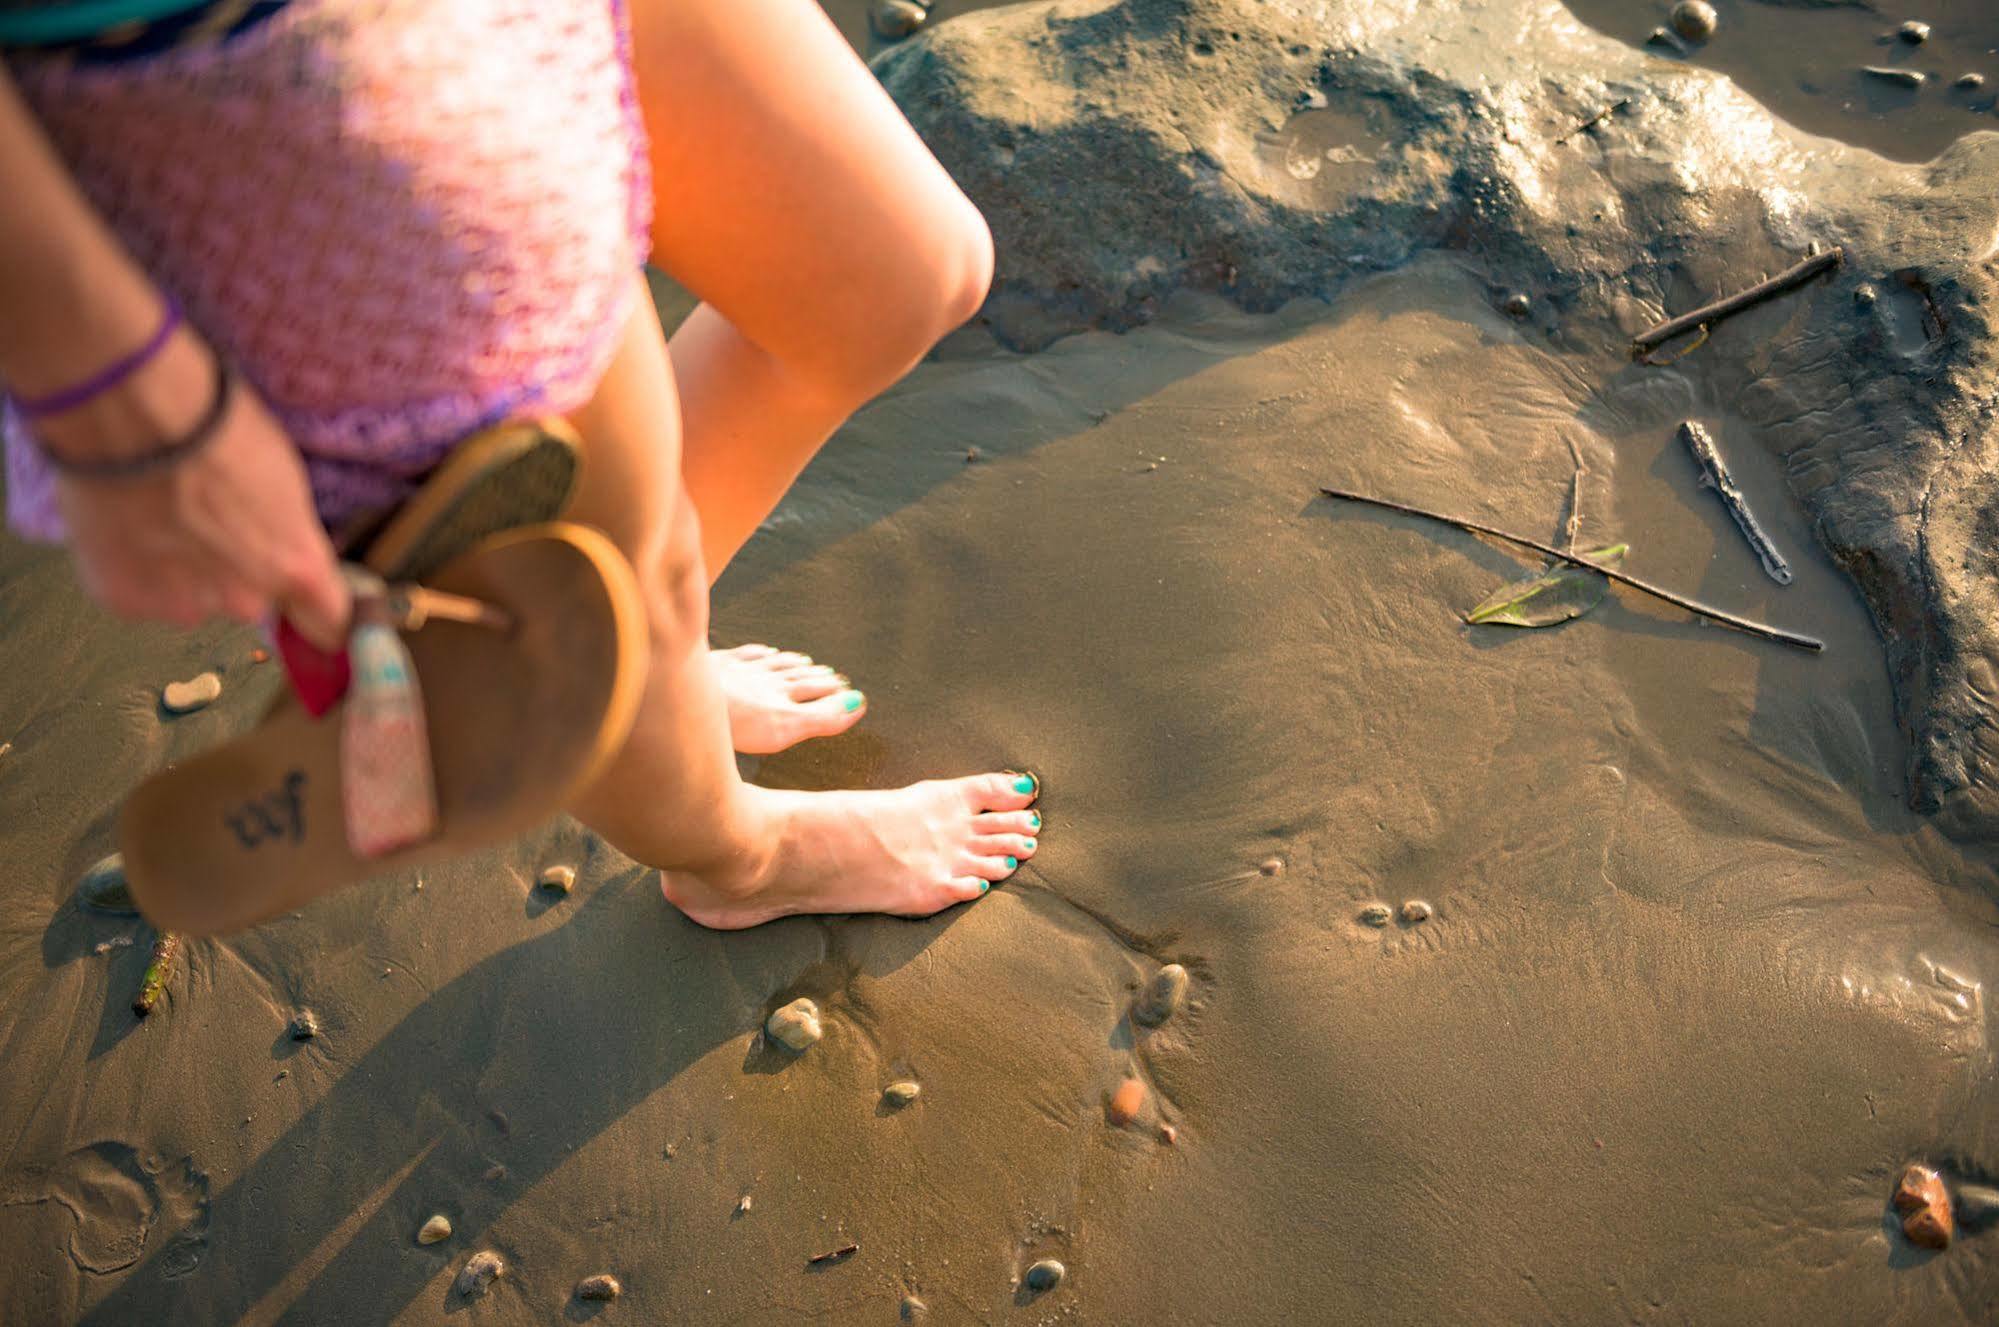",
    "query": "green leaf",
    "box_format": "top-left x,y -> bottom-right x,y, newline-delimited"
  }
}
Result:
1465,544 -> 1628,628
